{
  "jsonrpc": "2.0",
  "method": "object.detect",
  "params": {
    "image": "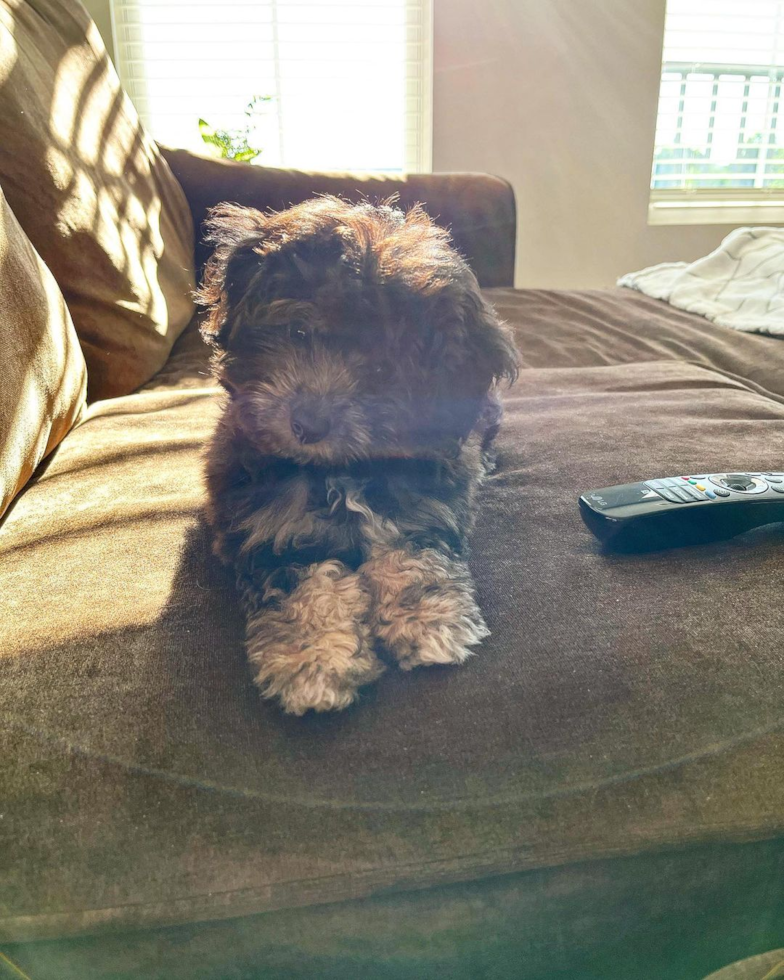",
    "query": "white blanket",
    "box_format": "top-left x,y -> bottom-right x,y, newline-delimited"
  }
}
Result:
618,227 -> 784,336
